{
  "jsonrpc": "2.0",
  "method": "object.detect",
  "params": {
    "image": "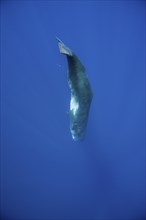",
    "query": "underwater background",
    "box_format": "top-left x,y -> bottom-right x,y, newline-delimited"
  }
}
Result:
1,1 -> 145,219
